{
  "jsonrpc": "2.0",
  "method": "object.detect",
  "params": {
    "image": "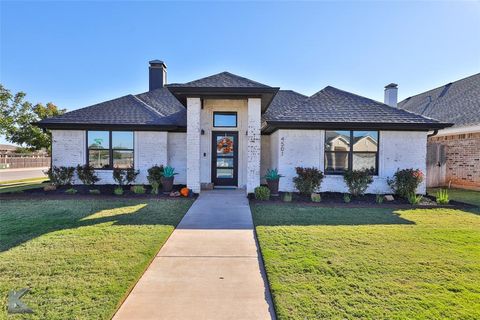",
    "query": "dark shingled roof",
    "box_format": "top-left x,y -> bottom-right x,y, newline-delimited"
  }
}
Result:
168,71 -> 271,88
267,86 -> 444,126
398,73 -> 480,128
262,90 -> 308,129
